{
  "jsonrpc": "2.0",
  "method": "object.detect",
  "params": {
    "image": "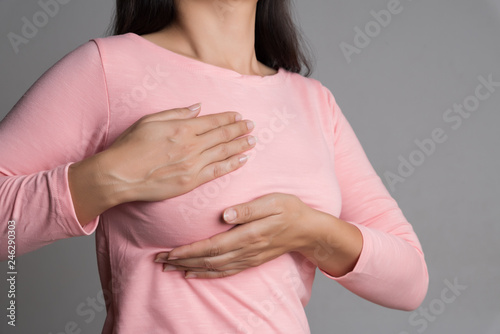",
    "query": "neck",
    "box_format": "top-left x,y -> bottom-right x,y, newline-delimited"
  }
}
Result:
158,0 -> 274,76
